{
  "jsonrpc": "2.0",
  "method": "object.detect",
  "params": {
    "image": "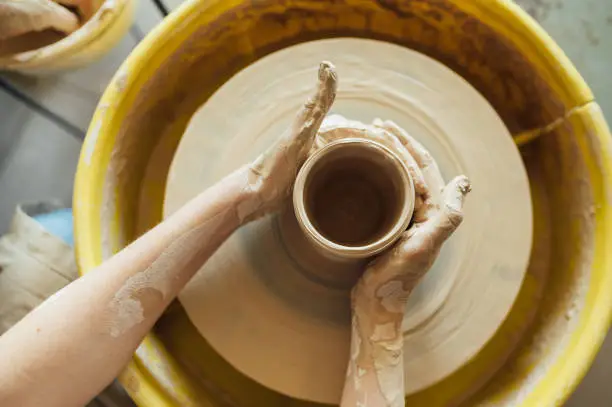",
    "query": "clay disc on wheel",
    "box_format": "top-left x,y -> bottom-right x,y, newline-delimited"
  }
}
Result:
164,39 -> 533,404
